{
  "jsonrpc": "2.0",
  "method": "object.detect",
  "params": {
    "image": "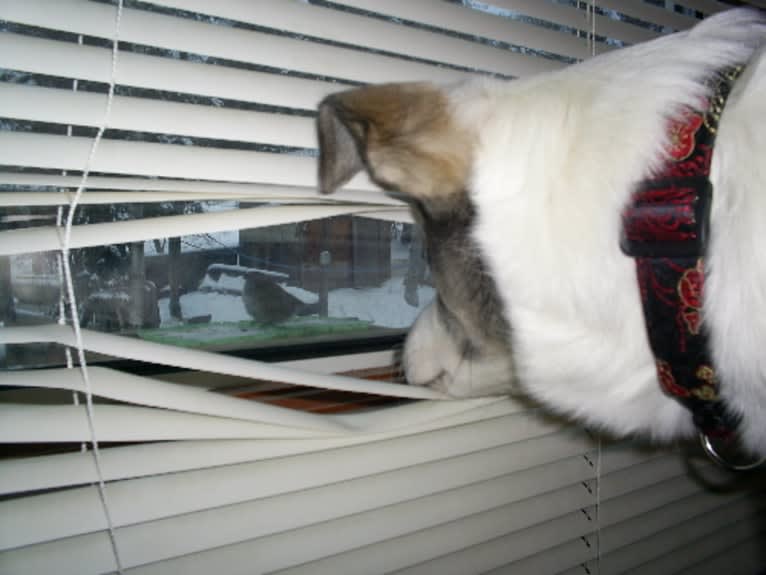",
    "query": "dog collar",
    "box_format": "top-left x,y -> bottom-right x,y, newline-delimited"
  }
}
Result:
620,67 -> 761,468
